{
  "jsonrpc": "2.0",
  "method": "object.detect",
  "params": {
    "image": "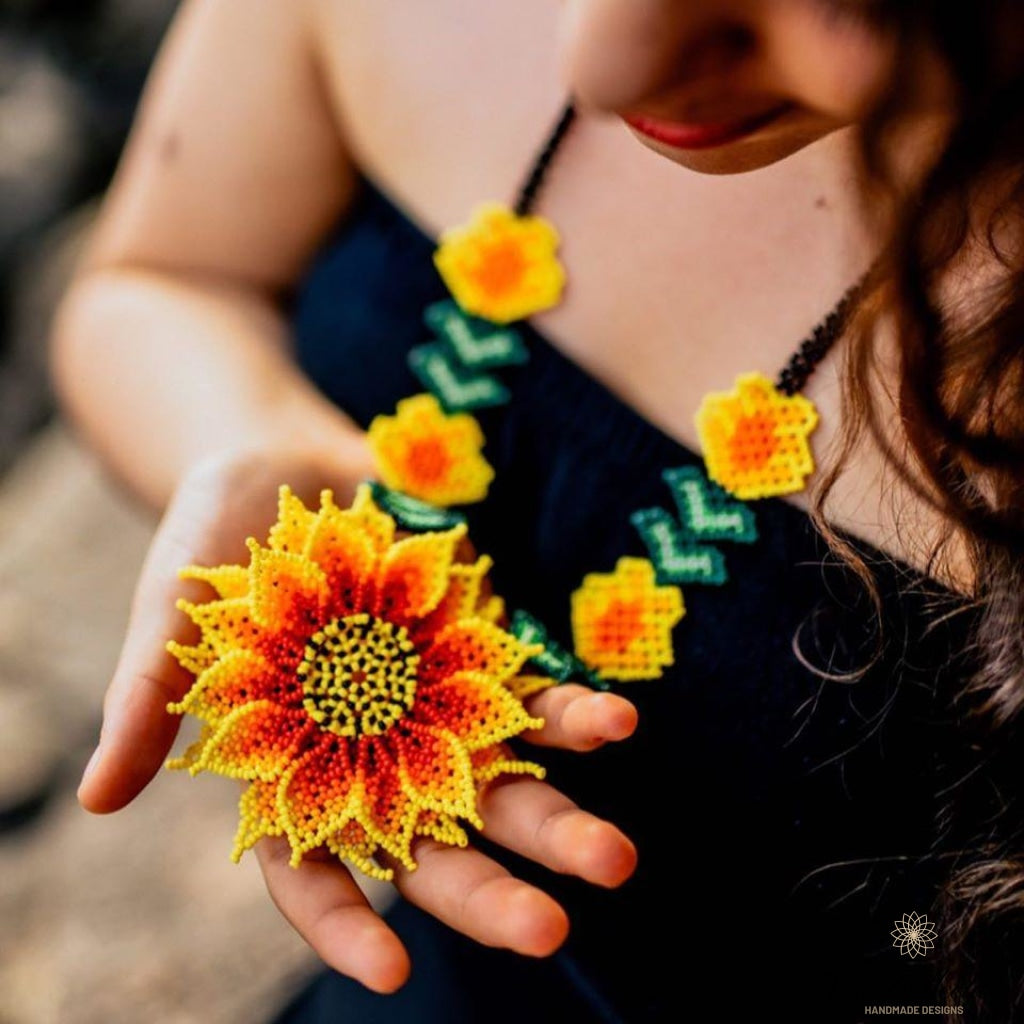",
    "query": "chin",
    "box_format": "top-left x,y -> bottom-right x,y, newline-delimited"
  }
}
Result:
626,110 -> 851,176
